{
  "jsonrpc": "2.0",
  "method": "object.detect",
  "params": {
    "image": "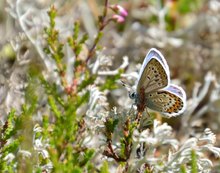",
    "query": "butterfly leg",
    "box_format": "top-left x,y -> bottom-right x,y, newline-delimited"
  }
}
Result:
137,108 -> 154,131
135,111 -> 143,125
